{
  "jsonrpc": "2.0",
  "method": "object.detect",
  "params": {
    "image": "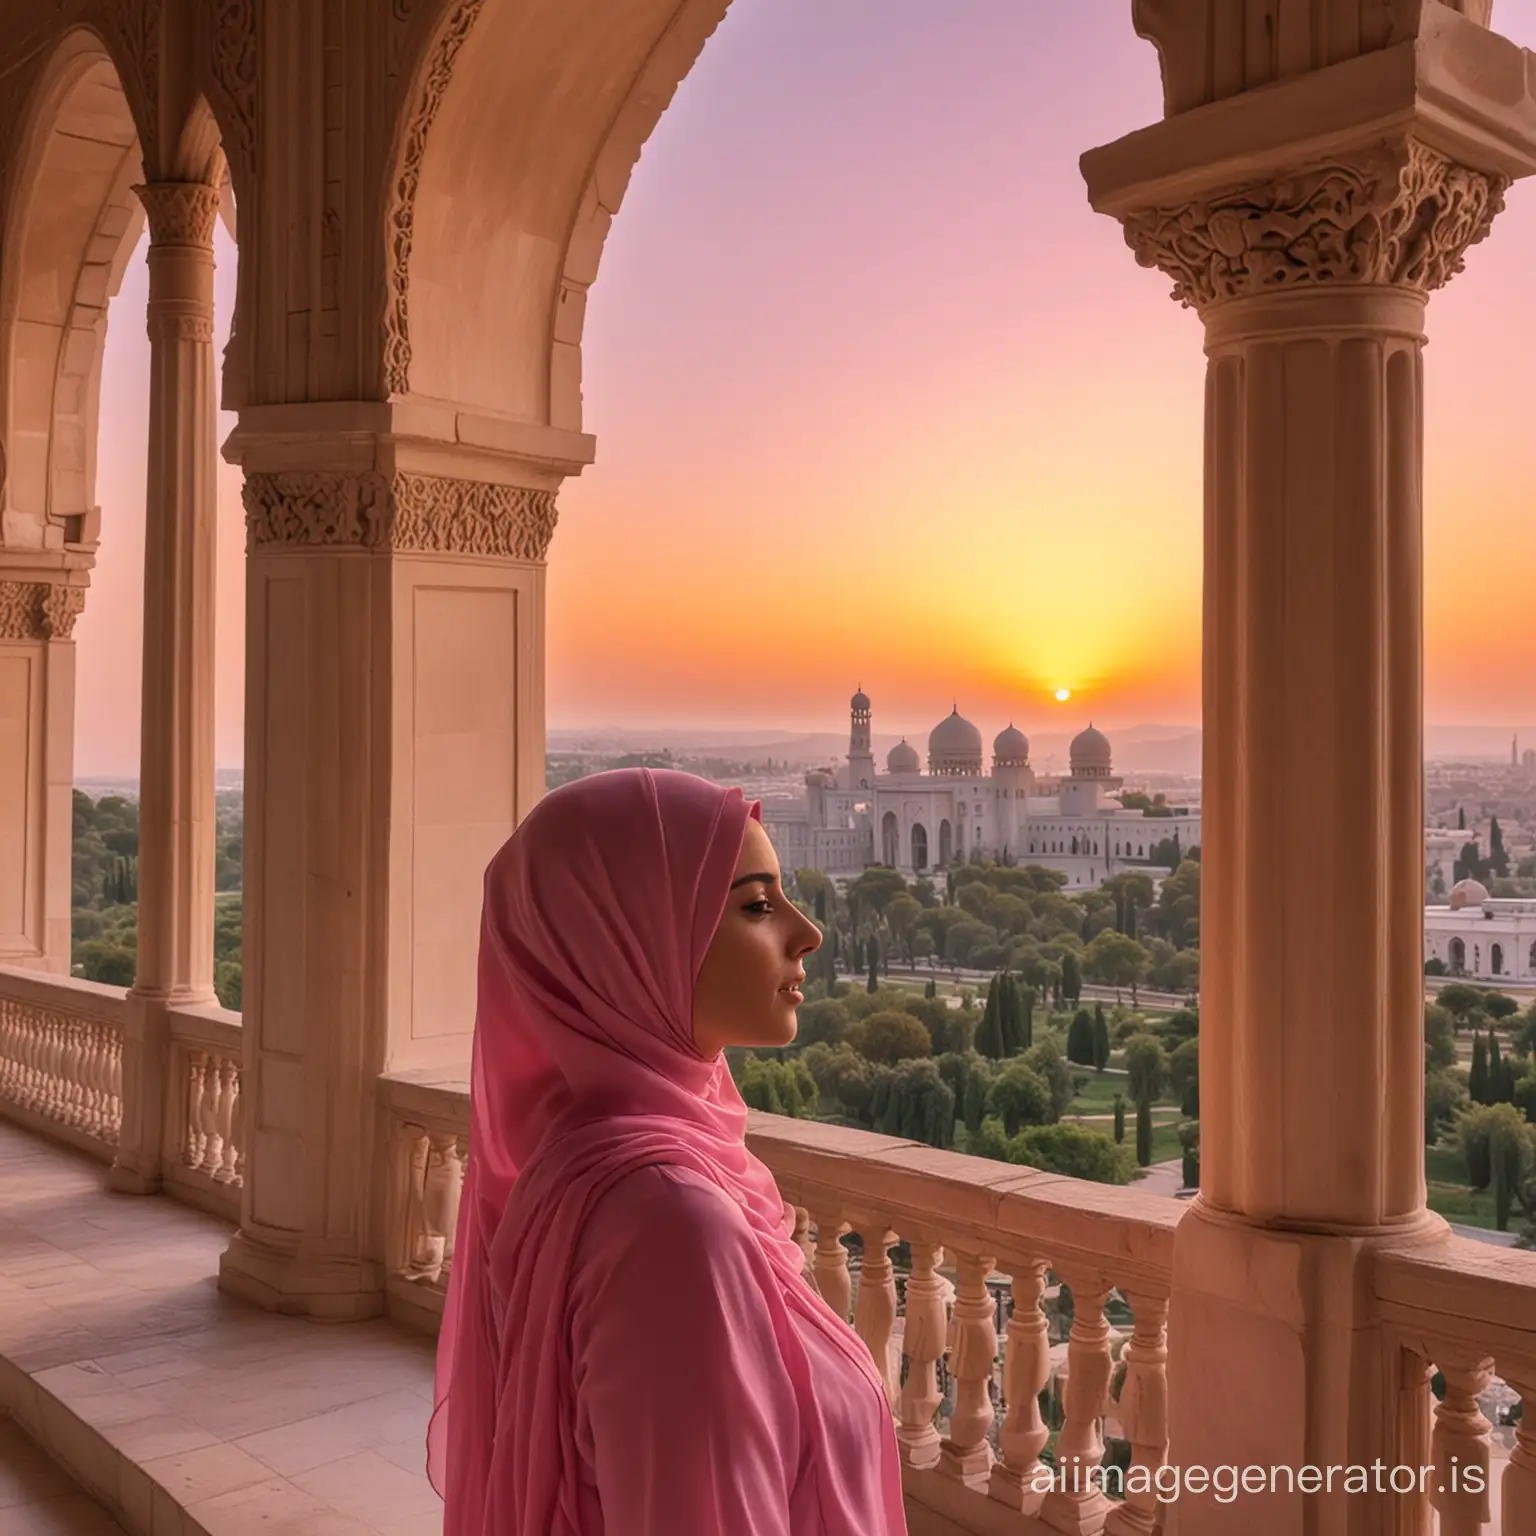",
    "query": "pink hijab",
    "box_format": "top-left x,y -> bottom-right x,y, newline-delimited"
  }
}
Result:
428,767 -> 891,1534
